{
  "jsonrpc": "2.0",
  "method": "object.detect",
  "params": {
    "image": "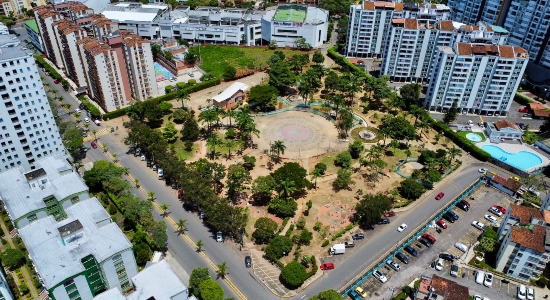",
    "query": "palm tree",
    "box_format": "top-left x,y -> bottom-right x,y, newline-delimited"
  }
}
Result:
310,169 -> 322,189
330,94 -> 345,120
224,109 -> 237,127
83,123 -> 90,131
196,239 -> 204,252
160,203 -> 171,217
447,146 -> 462,164
101,142 -> 108,153
339,108 -> 354,137
74,112 -> 81,120
43,82 -> 50,91
346,74 -> 363,106
279,178 -> 296,199
134,178 -> 140,188
112,152 -> 118,162
177,219 -> 188,234
198,109 -> 217,135
207,134 -> 222,159
177,90 -> 190,109
225,140 -> 236,159
50,89 -> 58,98
58,96 -> 65,103
216,262 -> 229,279
92,130 -> 98,141
147,191 -> 156,201
271,140 -> 286,159
64,102 -> 70,111
389,139 -> 399,156
213,106 -> 224,127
